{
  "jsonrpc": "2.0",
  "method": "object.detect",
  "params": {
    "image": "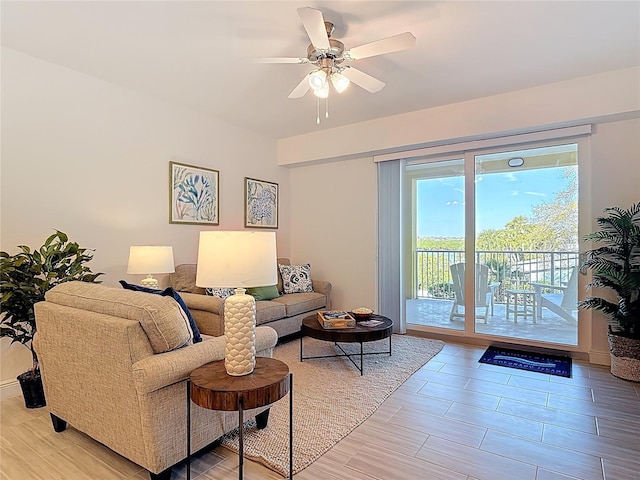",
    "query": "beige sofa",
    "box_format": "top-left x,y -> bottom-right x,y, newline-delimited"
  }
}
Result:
33,281 -> 278,480
163,257 -> 332,339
